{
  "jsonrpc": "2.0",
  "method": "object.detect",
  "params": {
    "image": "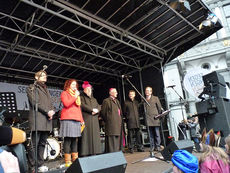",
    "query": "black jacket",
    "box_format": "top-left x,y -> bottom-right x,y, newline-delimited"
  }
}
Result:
123,98 -> 140,129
